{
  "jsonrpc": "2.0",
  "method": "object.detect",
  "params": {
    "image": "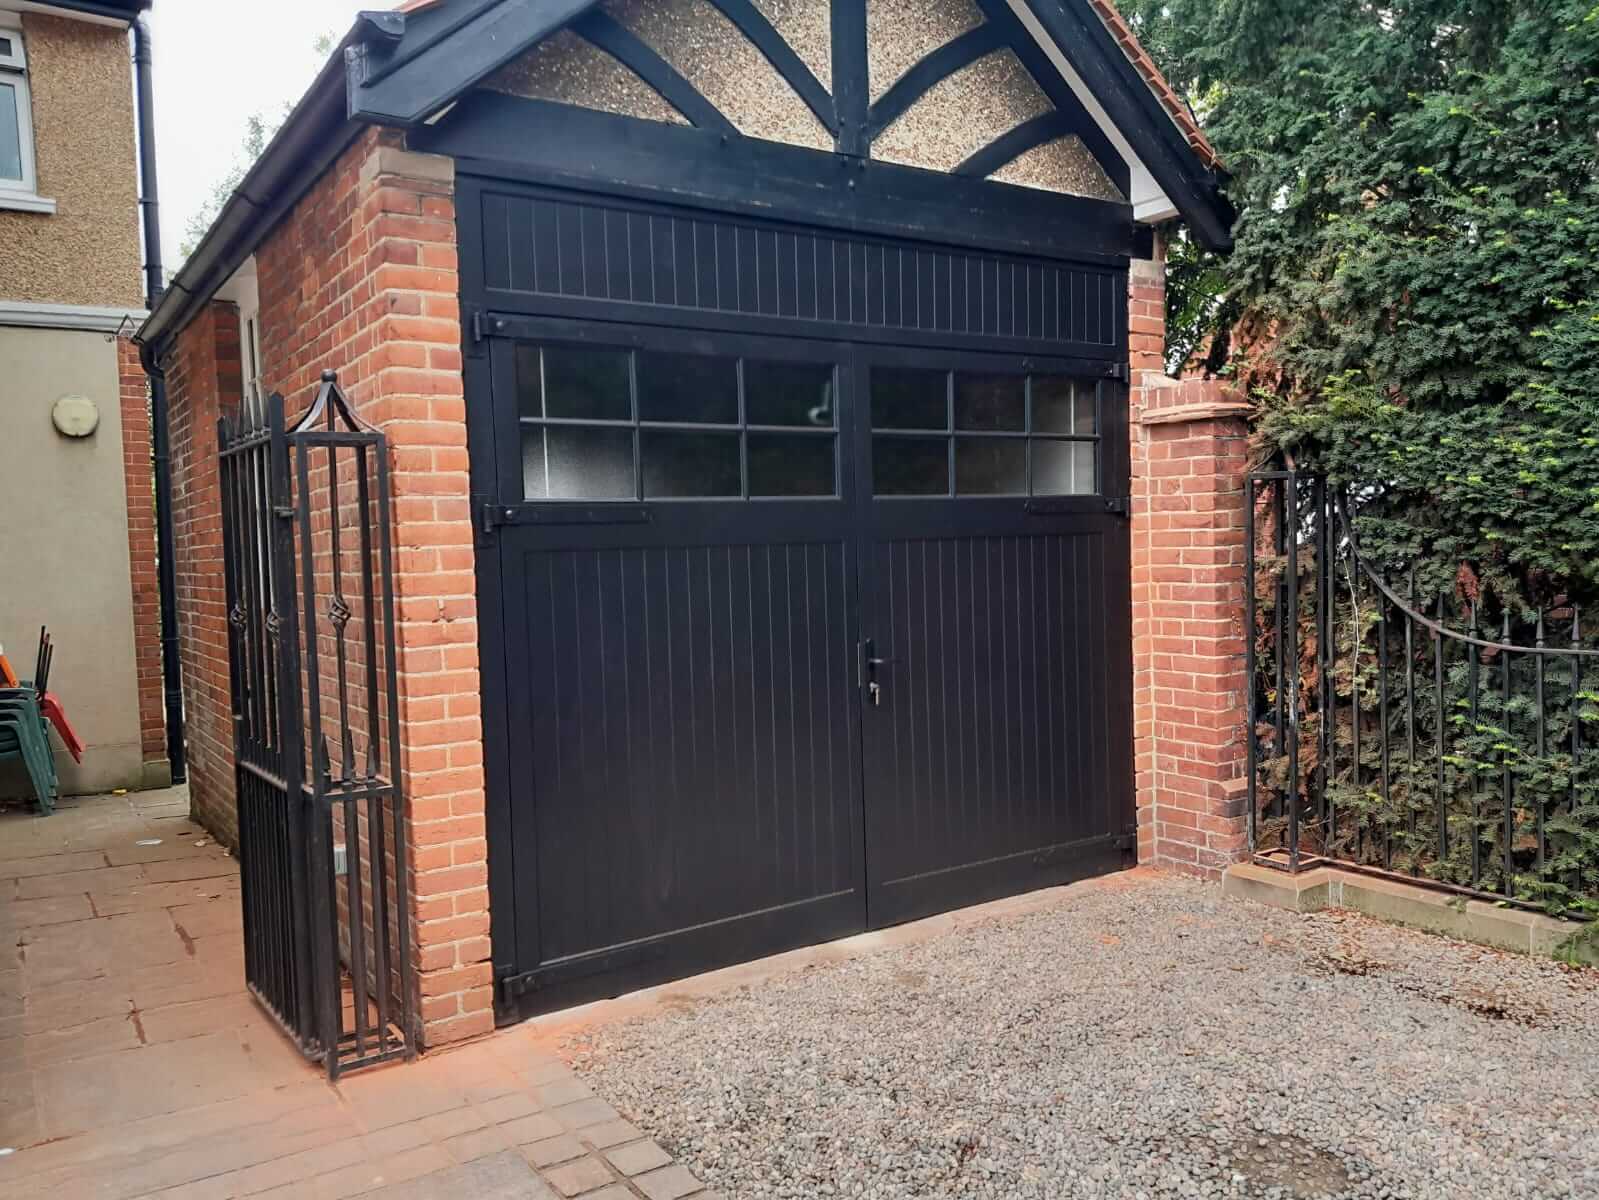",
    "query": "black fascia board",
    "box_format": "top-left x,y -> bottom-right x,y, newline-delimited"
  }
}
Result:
347,0 -> 601,127
1018,0 -> 1234,251
32,0 -> 152,19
